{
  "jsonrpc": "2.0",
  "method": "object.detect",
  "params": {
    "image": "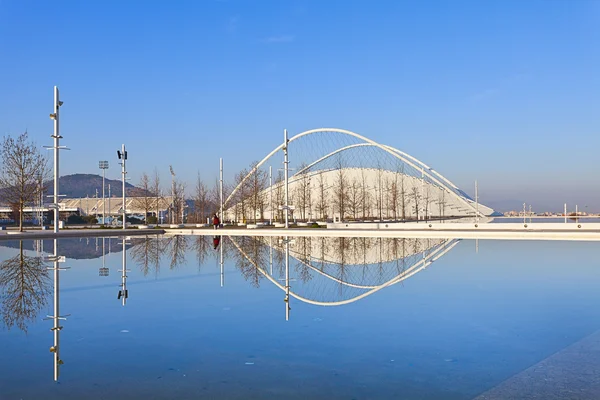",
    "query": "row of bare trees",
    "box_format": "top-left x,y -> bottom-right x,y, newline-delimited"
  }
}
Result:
0,132 -> 50,231
220,158 -> 453,223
